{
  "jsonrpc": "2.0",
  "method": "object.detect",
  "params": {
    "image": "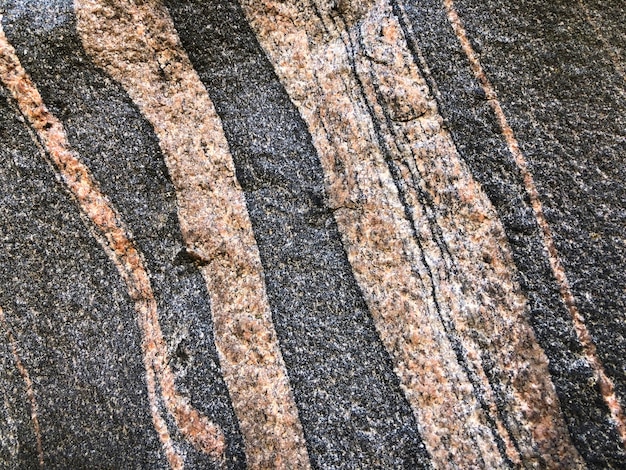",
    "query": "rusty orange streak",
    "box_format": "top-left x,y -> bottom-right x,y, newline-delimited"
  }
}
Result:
0,307 -> 44,469
0,24 -> 225,469
443,0 -> 626,446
